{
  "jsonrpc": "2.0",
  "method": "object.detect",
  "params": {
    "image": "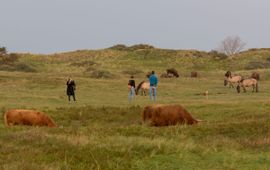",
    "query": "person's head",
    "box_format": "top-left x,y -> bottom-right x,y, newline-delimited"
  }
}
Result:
130,75 -> 134,79
151,71 -> 155,75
